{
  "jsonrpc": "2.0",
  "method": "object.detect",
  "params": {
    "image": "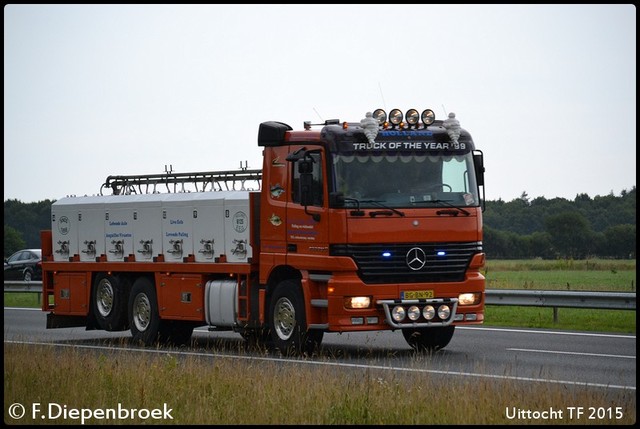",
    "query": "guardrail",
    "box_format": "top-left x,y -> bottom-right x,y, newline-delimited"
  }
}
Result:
4,280 -> 44,304
4,281 -> 636,312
